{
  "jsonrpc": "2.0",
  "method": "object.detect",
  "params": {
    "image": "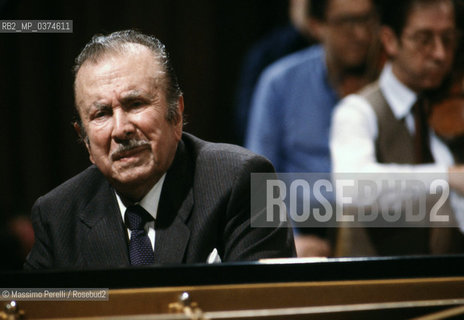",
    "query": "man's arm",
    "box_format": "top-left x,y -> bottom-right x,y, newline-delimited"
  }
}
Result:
448,165 -> 464,196
24,198 -> 53,270
221,154 -> 295,261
